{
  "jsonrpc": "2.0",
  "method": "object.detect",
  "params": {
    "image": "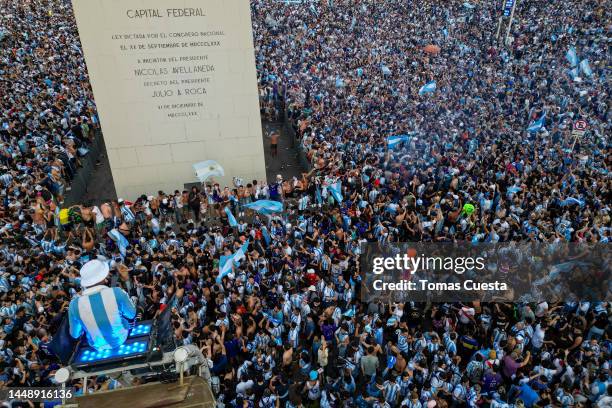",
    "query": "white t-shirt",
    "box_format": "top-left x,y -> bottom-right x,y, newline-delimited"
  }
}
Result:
91,206 -> 105,224
531,324 -> 545,349
235,379 -> 254,396
459,307 -> 475,324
